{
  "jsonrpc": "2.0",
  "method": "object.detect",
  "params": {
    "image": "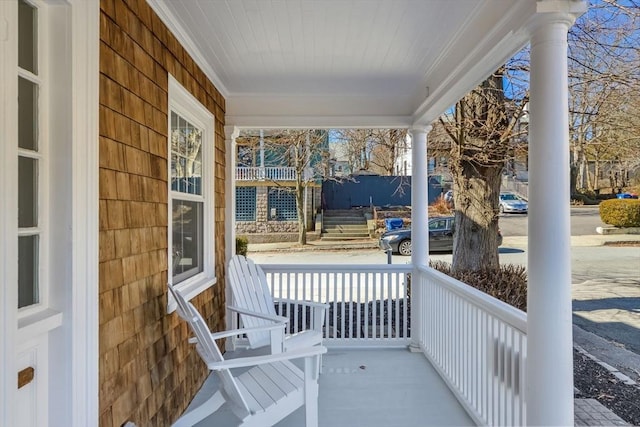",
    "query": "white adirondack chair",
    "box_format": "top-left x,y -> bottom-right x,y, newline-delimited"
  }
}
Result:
227,255 -> 327,355
168,284 -> 326,427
